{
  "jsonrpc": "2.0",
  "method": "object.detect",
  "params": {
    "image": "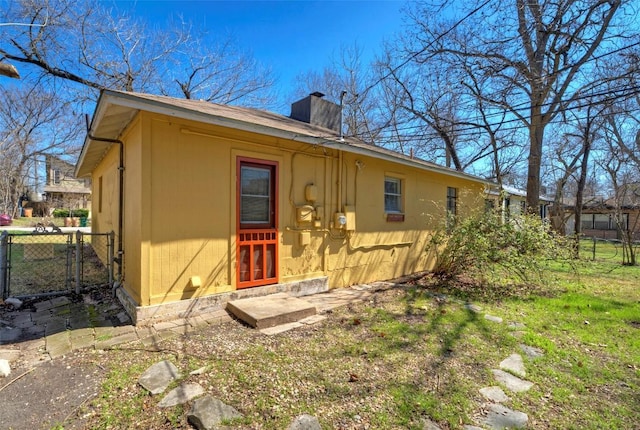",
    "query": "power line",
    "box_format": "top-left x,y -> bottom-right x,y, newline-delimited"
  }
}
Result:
358,0 -> 493,99
355,83 -> 640,144
352,77 -> 640,141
